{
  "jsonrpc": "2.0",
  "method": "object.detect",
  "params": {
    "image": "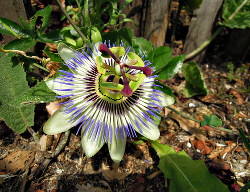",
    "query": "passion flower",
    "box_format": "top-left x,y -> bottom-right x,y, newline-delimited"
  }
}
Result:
44,42 -> 165,162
